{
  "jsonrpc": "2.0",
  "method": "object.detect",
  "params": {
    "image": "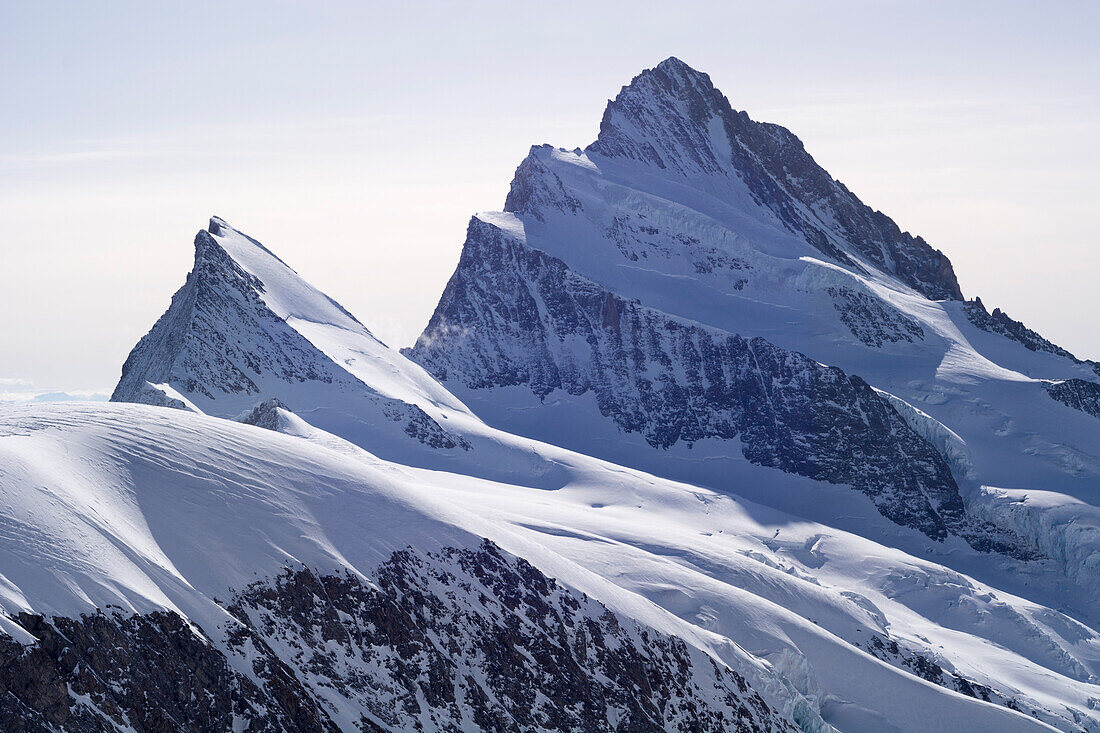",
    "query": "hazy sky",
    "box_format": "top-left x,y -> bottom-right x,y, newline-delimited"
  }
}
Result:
2,1 -> 1097,399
